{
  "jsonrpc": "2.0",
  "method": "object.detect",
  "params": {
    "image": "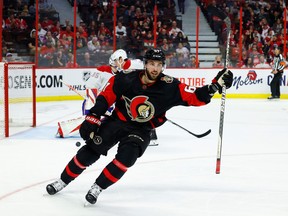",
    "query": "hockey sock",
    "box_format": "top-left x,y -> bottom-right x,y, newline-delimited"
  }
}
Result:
96,159 -> 128,189
60,156 -> 87,184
